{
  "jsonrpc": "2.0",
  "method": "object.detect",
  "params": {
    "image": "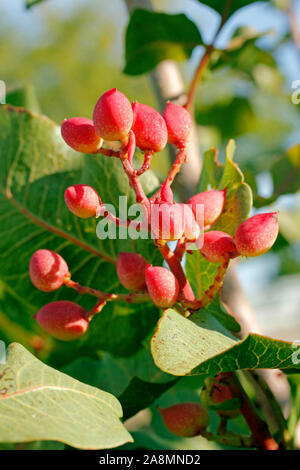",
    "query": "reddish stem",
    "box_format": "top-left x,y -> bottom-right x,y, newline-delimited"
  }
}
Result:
185,258 -> 230,312
63,278 -> 150,304
151,146 -> 186,201
223,373 -> 279,450
120,131 -> 151,212
95,147 -> 120,158
134,151 -> 153,176
155,240 -> 195,302
174,237 -> 186,262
